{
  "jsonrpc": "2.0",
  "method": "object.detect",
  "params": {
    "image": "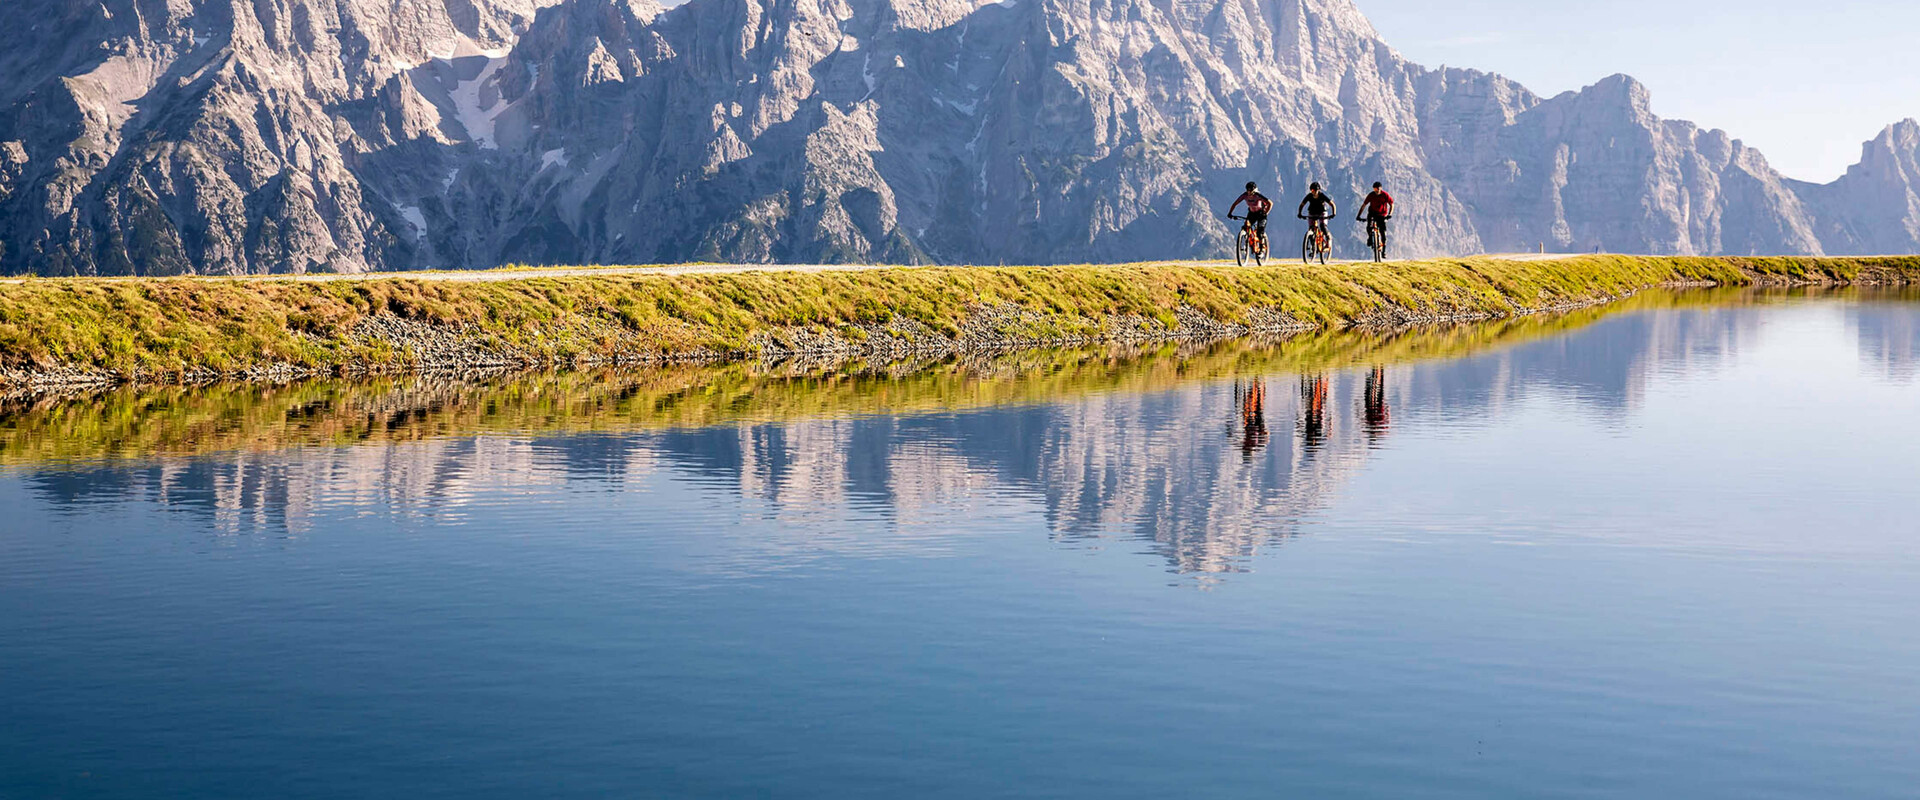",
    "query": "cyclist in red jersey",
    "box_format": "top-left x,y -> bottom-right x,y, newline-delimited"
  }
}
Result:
1359,182 -> 1395,238
1227,181 -> 1274,252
